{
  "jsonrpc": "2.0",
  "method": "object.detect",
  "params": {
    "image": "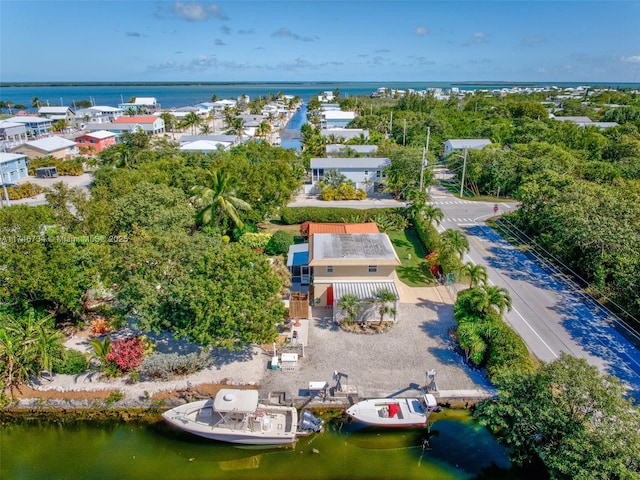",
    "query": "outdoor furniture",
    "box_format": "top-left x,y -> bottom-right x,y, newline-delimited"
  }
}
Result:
280,353 -> 298,372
